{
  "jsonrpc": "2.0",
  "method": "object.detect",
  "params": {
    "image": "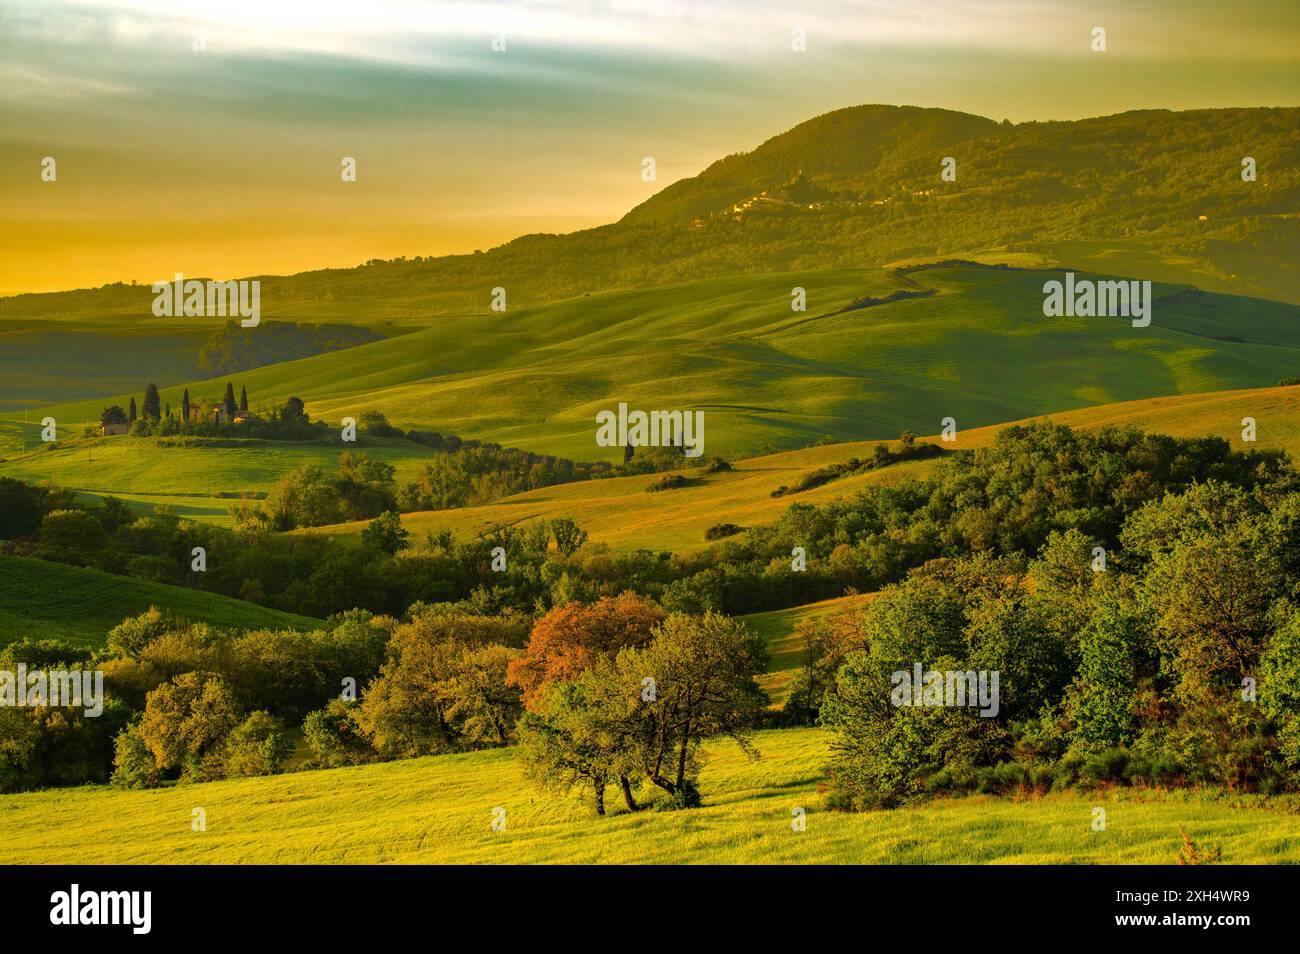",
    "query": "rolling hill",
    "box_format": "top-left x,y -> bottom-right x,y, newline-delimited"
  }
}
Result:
9,264 -> 1300,474
0,554 -> 323,647
304,382 -> 1300,556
